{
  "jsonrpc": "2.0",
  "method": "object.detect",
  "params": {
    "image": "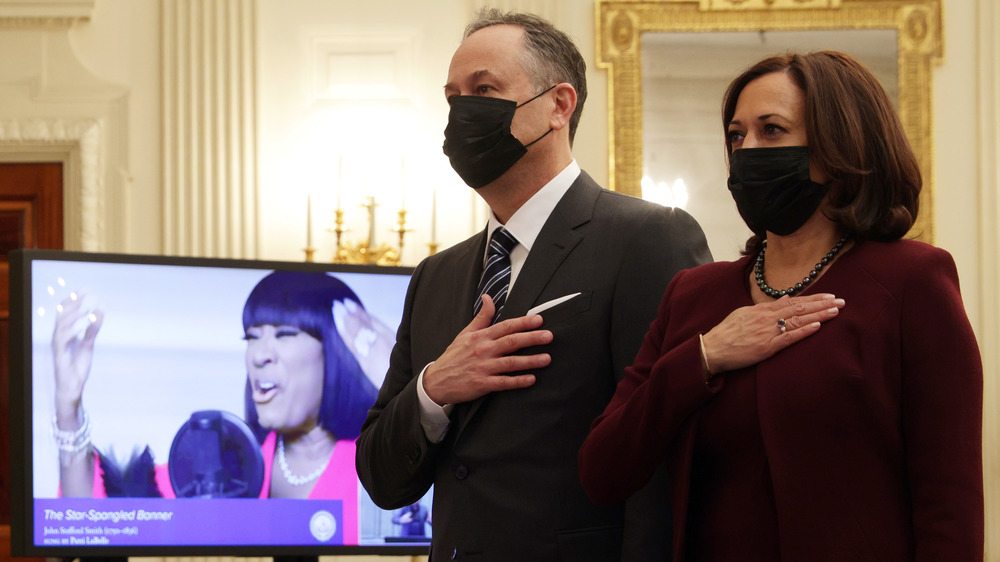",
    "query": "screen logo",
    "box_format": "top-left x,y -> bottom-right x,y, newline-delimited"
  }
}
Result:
309,510 -> 337,542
